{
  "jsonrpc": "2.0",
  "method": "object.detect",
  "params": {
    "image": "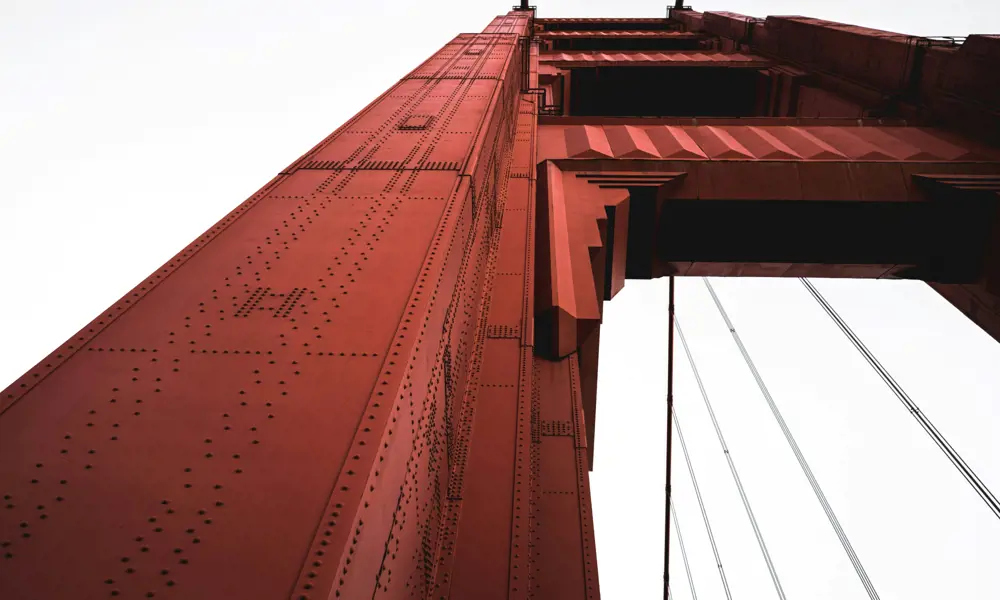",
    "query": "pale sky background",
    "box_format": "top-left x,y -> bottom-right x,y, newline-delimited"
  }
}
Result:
2,1 -> 1000,599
